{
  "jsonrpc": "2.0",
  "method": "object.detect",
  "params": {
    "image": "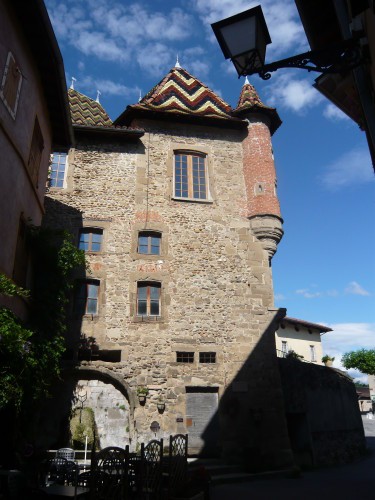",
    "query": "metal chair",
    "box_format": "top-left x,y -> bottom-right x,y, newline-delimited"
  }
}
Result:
92,446 -> 129,499
139,439 -> 164,499
56,448 -> 75,461
167,434 -> 188,498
